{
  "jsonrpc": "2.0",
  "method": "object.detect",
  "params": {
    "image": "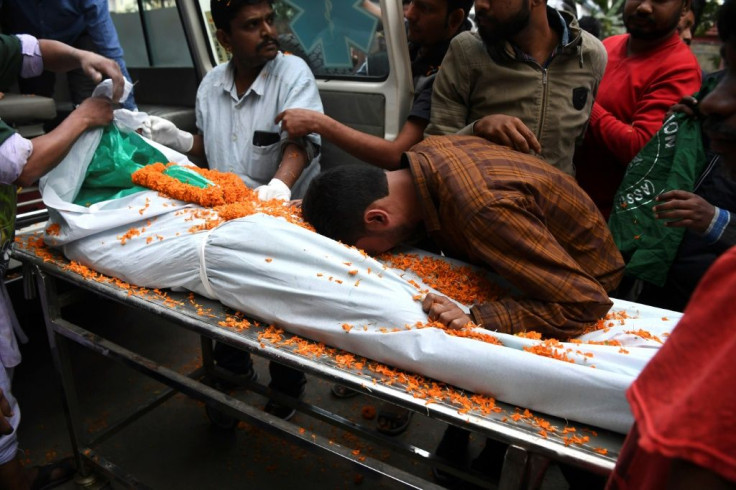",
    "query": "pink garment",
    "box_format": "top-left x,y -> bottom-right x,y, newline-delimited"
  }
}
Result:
17,34 -> 43,78
608,247 -> 736,488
